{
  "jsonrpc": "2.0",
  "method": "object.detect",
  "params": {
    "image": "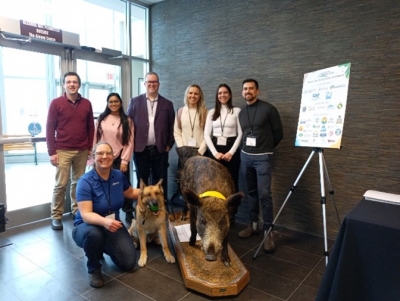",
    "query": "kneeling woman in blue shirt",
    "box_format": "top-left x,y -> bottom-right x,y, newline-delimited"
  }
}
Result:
73,141 -> 139,288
